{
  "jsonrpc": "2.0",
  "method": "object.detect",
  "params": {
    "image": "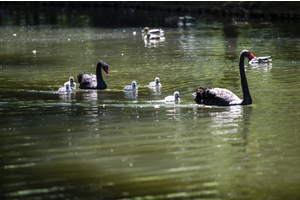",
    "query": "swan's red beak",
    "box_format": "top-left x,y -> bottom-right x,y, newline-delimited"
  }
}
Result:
105,70 -> 110,76
250,53 -> 256,59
